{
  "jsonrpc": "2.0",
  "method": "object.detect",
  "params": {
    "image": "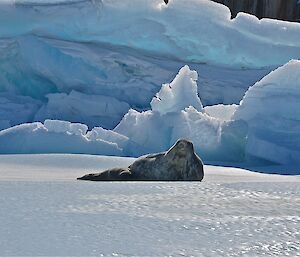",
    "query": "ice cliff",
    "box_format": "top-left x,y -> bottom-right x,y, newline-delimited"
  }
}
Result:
234,60 -> 300,164
2,62 -> 299,168
1,0 -> 300,130
0,0 -> 300,170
